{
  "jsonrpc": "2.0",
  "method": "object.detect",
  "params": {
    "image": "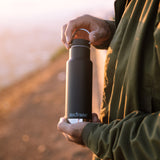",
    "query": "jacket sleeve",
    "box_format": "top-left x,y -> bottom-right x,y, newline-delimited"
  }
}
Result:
154,21 -> 160,65
82,7 -> 160,160
82,111 -> 160,160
